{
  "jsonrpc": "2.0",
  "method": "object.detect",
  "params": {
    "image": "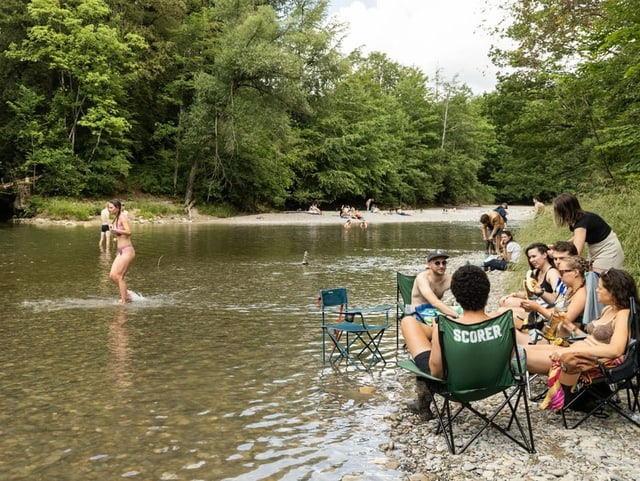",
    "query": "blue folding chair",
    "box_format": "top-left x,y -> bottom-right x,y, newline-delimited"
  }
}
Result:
319,287 -> 391,369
